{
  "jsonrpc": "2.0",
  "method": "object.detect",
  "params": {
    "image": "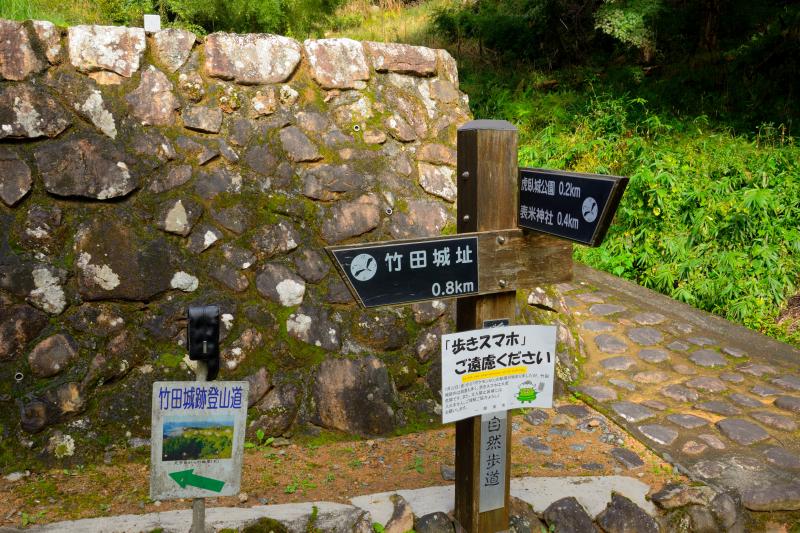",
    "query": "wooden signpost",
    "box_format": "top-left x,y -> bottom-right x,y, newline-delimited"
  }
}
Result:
454,120 -> 568,531
327,119 -> 627,532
